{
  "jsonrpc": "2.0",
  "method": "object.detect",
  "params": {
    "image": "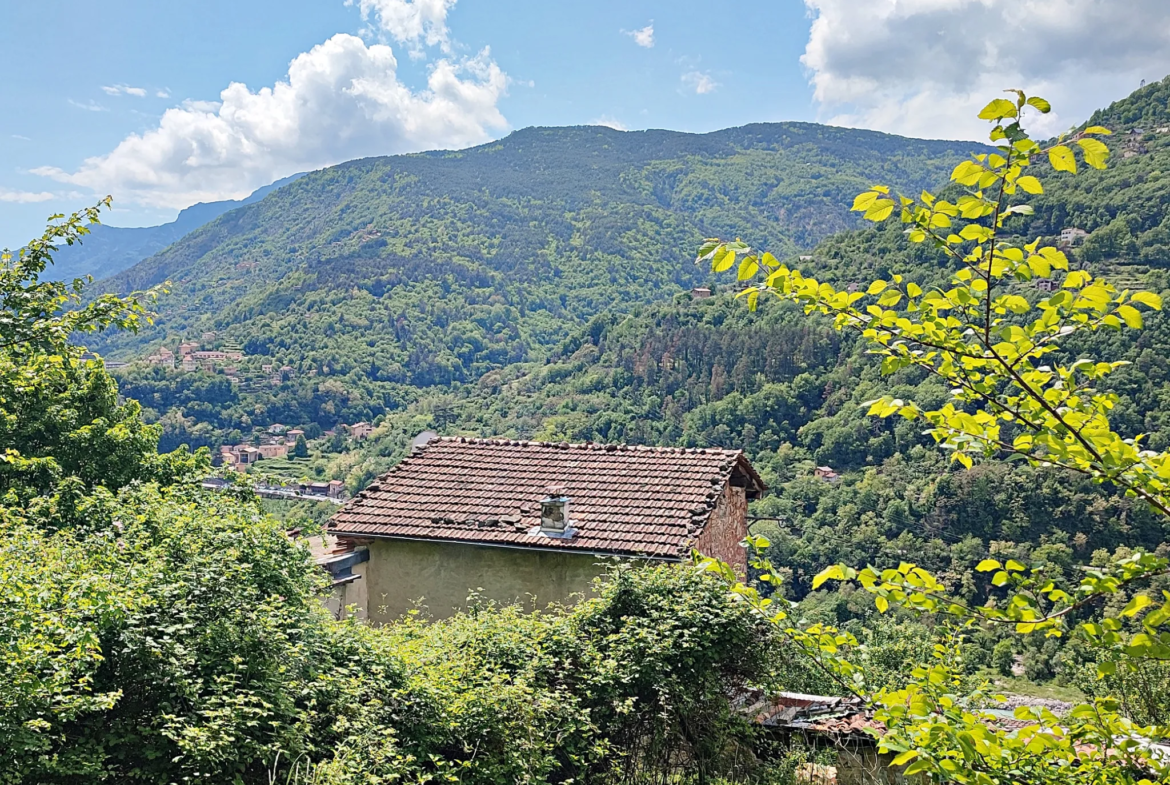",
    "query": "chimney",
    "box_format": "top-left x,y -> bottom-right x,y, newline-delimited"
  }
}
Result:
540,485 -> 570,533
